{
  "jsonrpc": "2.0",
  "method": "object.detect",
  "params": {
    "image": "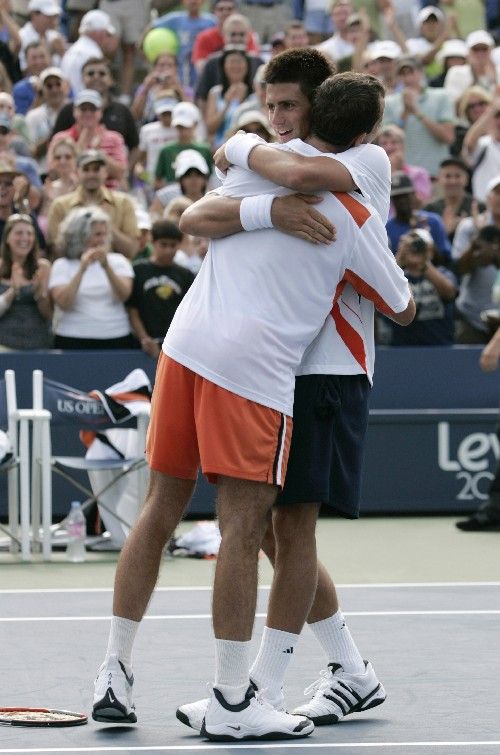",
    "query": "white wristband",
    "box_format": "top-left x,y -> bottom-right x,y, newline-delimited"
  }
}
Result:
225,132 -> 262,169
240,195 -> 274,231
